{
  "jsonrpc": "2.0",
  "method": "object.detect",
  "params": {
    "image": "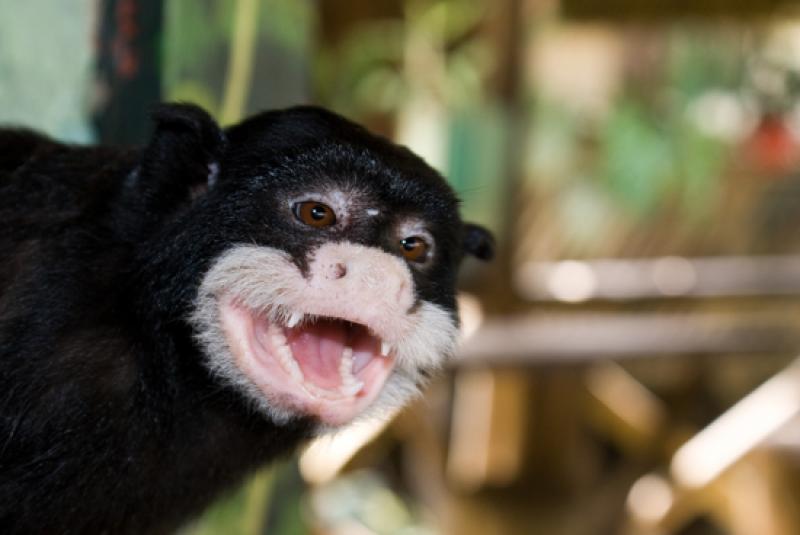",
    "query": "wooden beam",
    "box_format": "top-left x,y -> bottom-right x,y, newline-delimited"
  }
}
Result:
458,311 -> 800,364
516,256 -> 800,302
562,0 -> 799,21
